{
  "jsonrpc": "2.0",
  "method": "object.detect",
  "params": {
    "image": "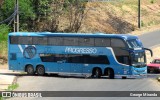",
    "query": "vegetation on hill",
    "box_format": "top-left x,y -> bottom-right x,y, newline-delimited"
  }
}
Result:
81,0 -> 160,33
0,0 -> 160,61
